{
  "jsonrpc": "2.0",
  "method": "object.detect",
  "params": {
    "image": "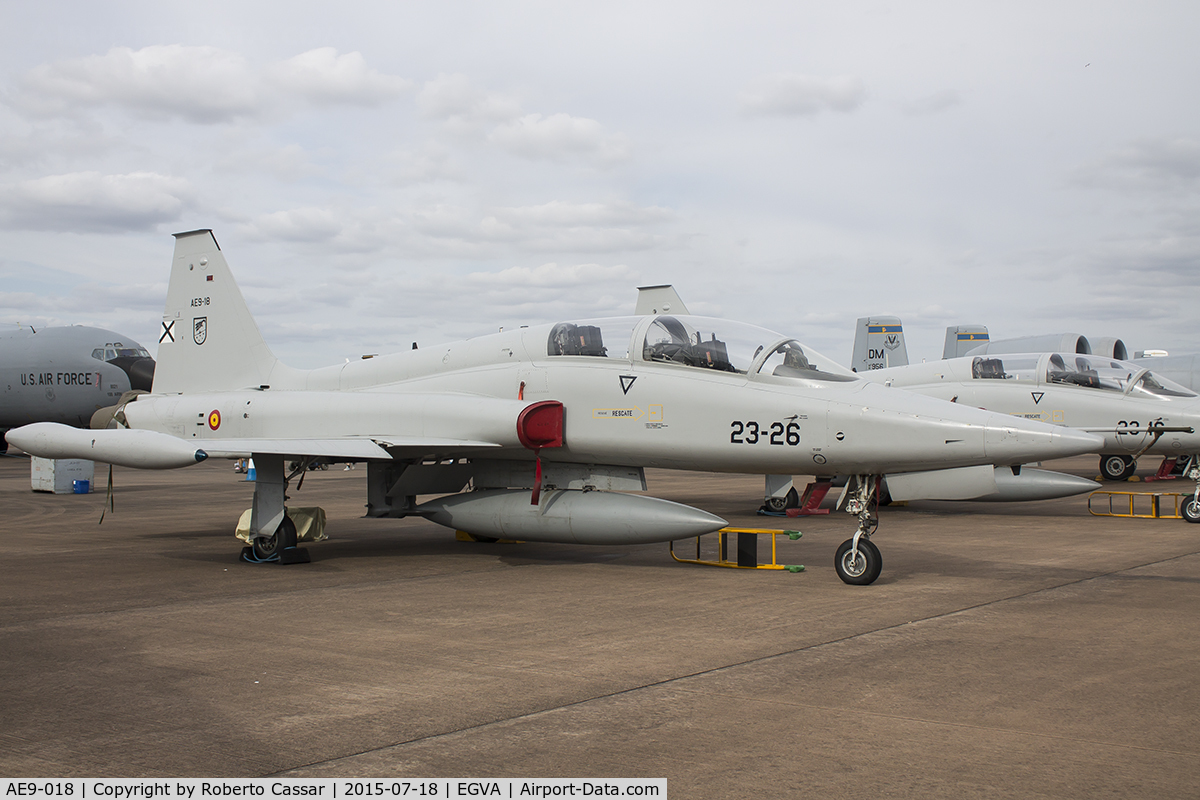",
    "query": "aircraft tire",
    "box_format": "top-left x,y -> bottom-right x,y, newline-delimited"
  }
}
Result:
834,538 -> 882,585
1100,454 -> 1137,481
1181,497 -> 1200,524
764,487 -> 800,513
251,515 -> 296,560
